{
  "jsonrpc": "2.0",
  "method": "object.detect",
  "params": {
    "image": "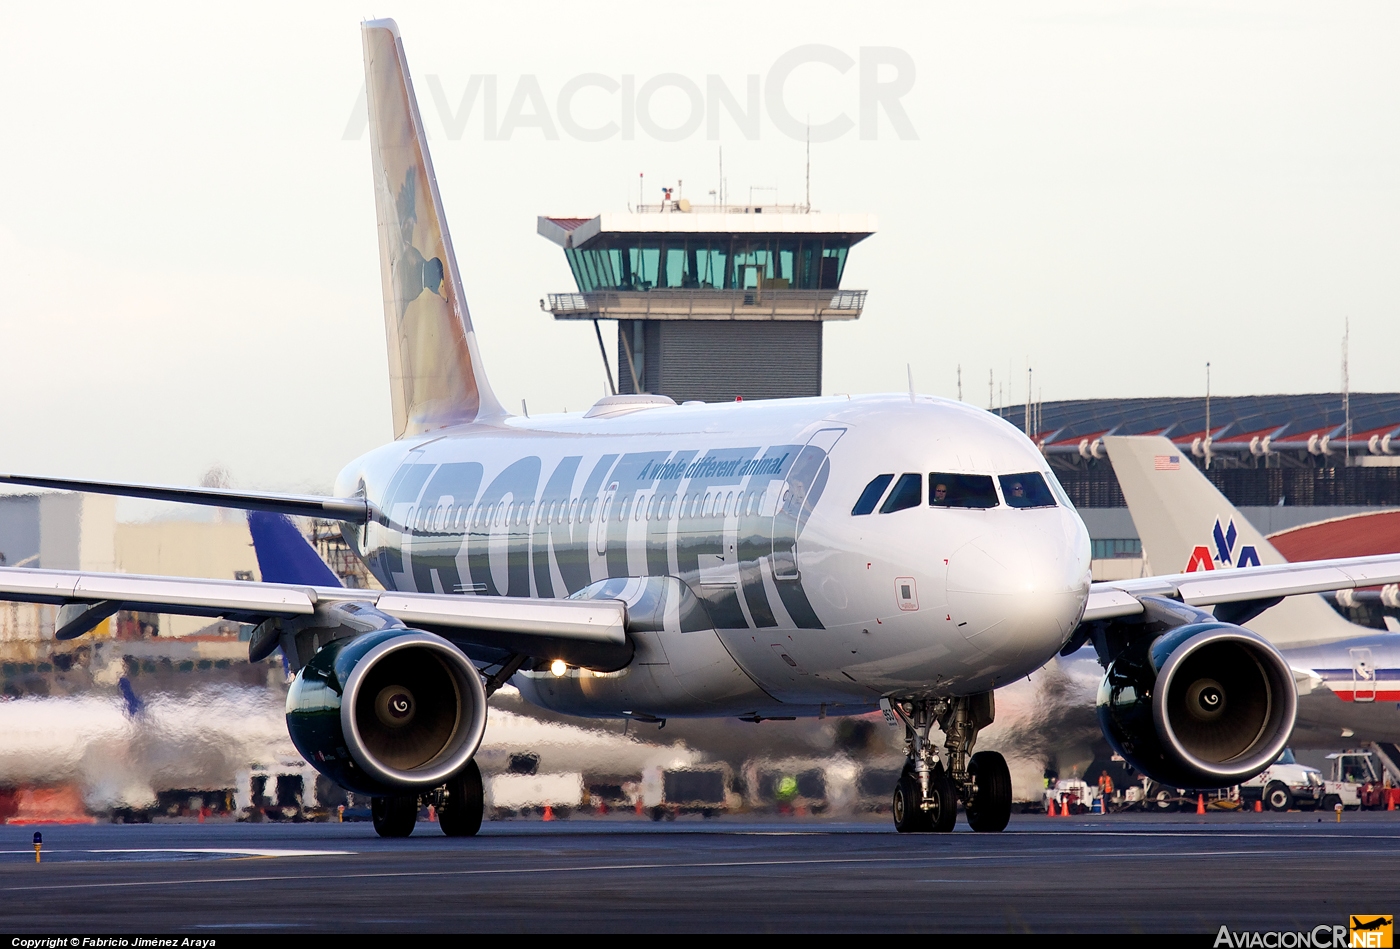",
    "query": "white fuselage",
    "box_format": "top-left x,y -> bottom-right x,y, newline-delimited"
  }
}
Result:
334,394 -> 1092,719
